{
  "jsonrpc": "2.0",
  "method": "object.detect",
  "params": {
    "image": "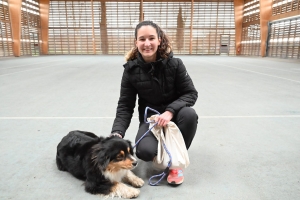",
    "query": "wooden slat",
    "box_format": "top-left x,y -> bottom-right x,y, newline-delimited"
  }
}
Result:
260,0 -> 272,57
241,0 -> 261,56
268,17 -> 300,59
48,0 -> 236,55
234,0 -> 243,55
241,24 -> 261,56
20,0 -> 41,56
40,0 -> 50,54
0,0 -> 14,56
272,0 -> 300,16
8,0 -> 21,56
